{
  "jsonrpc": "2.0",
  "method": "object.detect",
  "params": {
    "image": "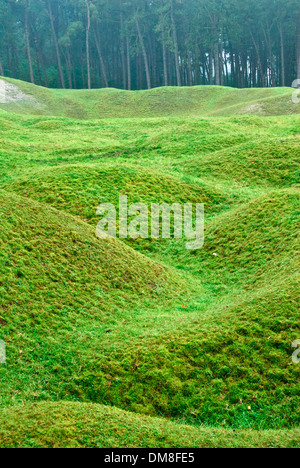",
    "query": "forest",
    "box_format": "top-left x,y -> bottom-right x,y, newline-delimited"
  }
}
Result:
1,0 -> 300,90
0,0 -> 300,452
